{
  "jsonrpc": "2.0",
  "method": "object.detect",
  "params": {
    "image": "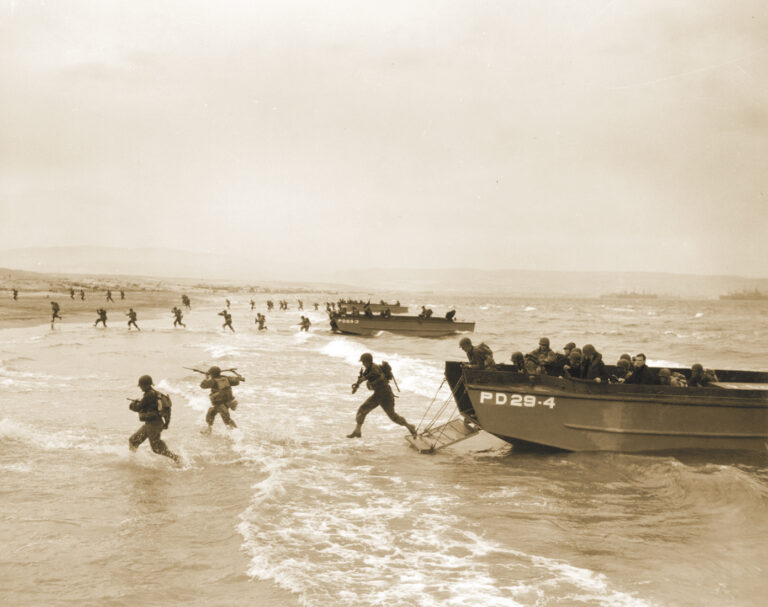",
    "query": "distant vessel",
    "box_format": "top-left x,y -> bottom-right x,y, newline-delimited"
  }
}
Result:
330,313 -> 474,337
600,291 -> 658,300
440,361 -> 768,453
719,289 -> 768,301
